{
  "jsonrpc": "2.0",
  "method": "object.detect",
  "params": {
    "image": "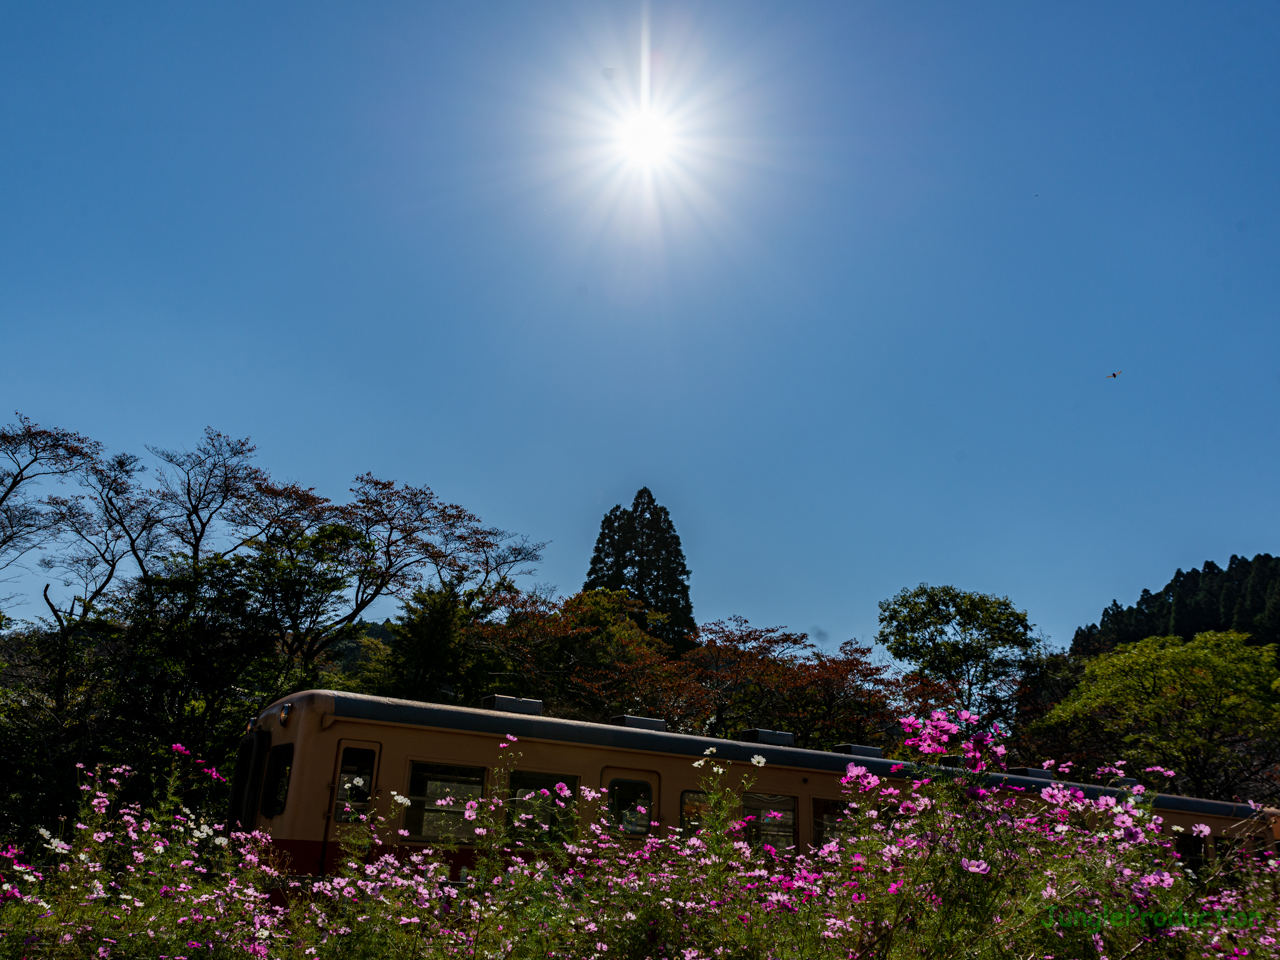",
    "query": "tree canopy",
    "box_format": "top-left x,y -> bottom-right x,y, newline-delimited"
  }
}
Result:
875,584 -> 1037,728
0,413 -> 544,838
1040,631 -> 1280,801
